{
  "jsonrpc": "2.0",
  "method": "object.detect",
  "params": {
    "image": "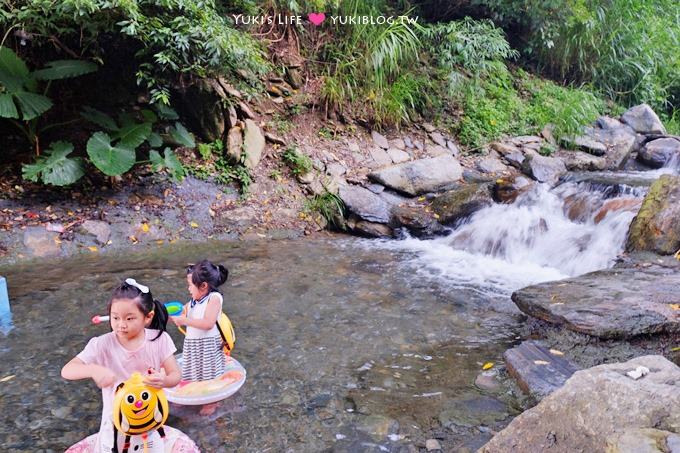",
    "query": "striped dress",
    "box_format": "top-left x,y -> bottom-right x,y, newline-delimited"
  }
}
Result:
181,292 -> 226,381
